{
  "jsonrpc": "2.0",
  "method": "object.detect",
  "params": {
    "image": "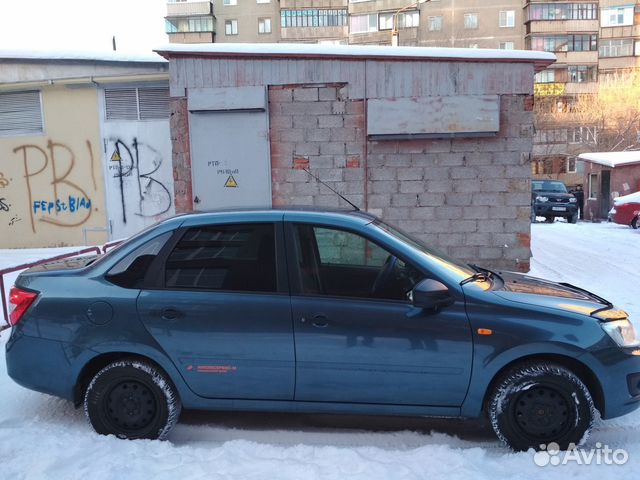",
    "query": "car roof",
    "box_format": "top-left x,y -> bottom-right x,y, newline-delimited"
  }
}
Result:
159,206 -> 378,229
